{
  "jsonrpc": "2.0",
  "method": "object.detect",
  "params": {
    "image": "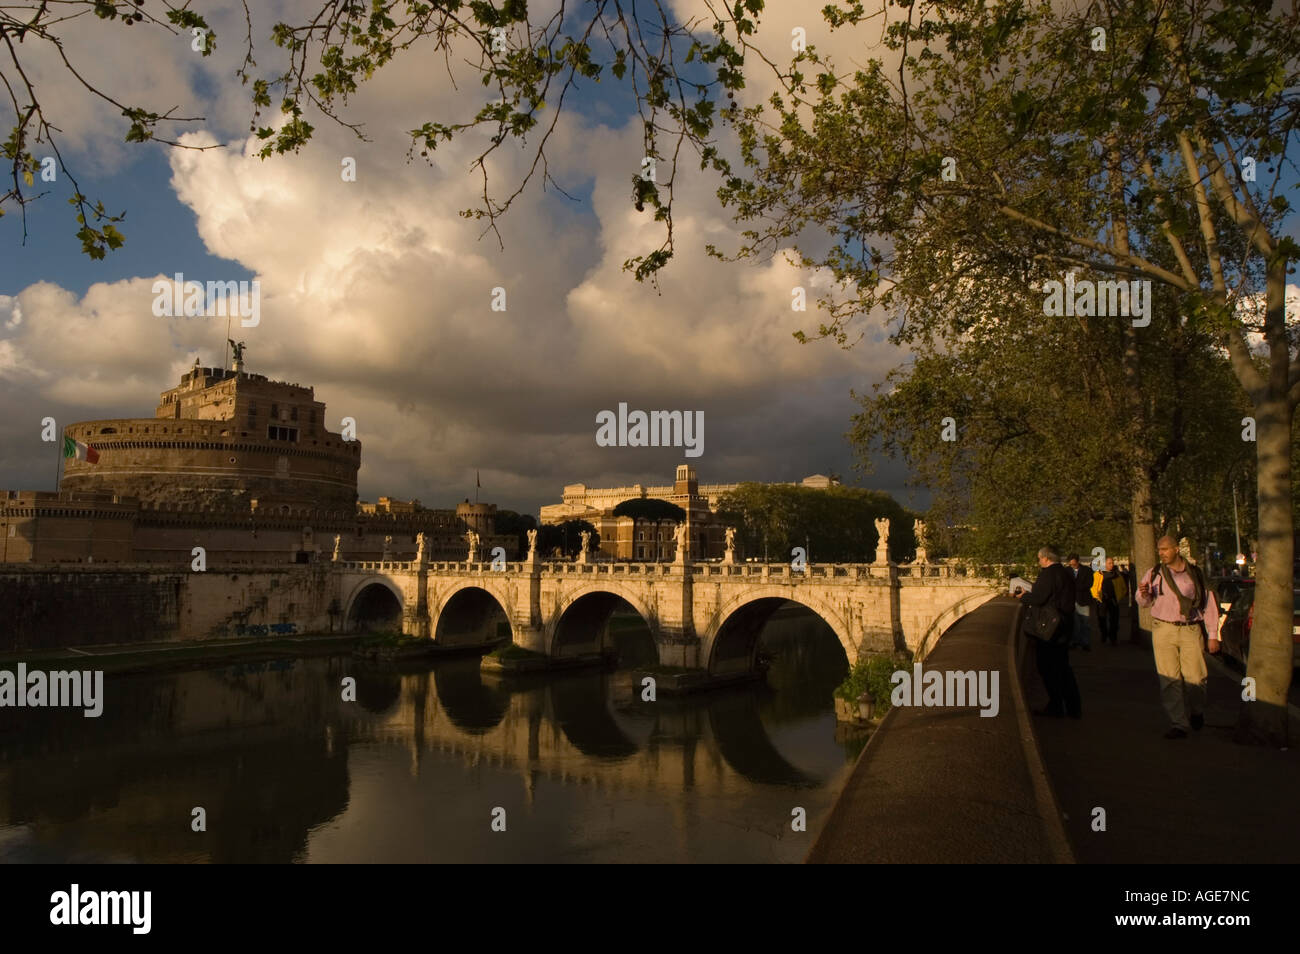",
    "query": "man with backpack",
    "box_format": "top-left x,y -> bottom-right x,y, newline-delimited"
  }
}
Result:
1136,536 -> 1221,739
1016,545 -> 1082,718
